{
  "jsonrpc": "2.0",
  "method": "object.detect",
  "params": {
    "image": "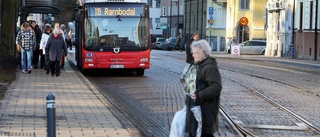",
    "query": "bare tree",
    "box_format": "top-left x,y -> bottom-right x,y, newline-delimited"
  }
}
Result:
0,0 -> 17,56
53,0 -> 78,27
